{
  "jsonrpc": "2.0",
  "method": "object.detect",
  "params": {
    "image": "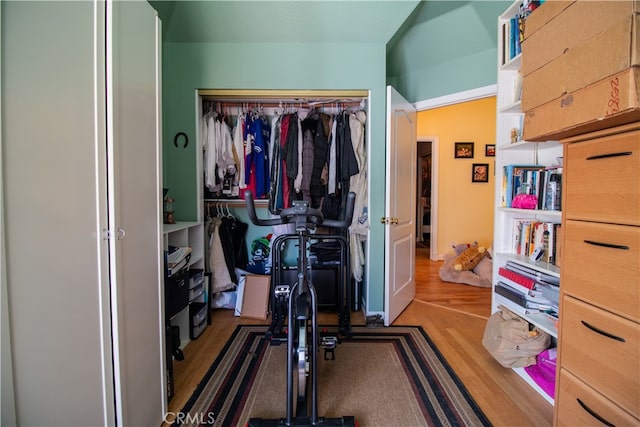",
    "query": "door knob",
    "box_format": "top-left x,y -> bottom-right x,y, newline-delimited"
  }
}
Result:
380,217 -> 398,225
